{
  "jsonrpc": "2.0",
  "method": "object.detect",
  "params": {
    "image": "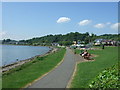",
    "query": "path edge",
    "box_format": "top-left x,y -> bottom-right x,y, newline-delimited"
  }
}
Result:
66,61 -> 79,88
21,48 -> 67,89
66,54 -> 97,88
